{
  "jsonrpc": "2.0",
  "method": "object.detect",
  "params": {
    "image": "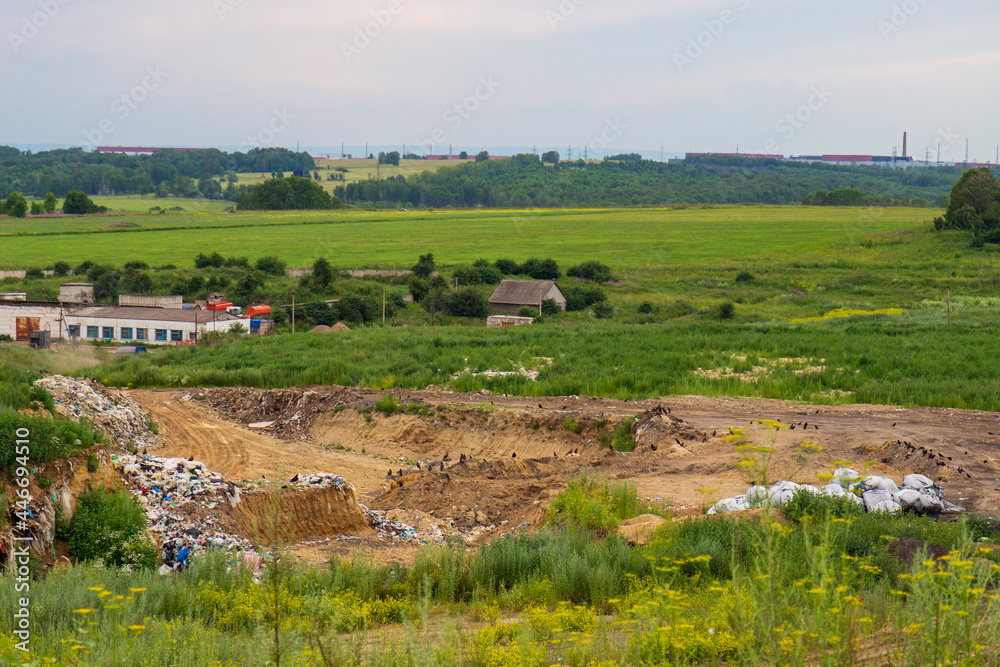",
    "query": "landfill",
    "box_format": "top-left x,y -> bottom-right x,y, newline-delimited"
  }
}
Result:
35,375 -> 160,451
708,468 -> 965,516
